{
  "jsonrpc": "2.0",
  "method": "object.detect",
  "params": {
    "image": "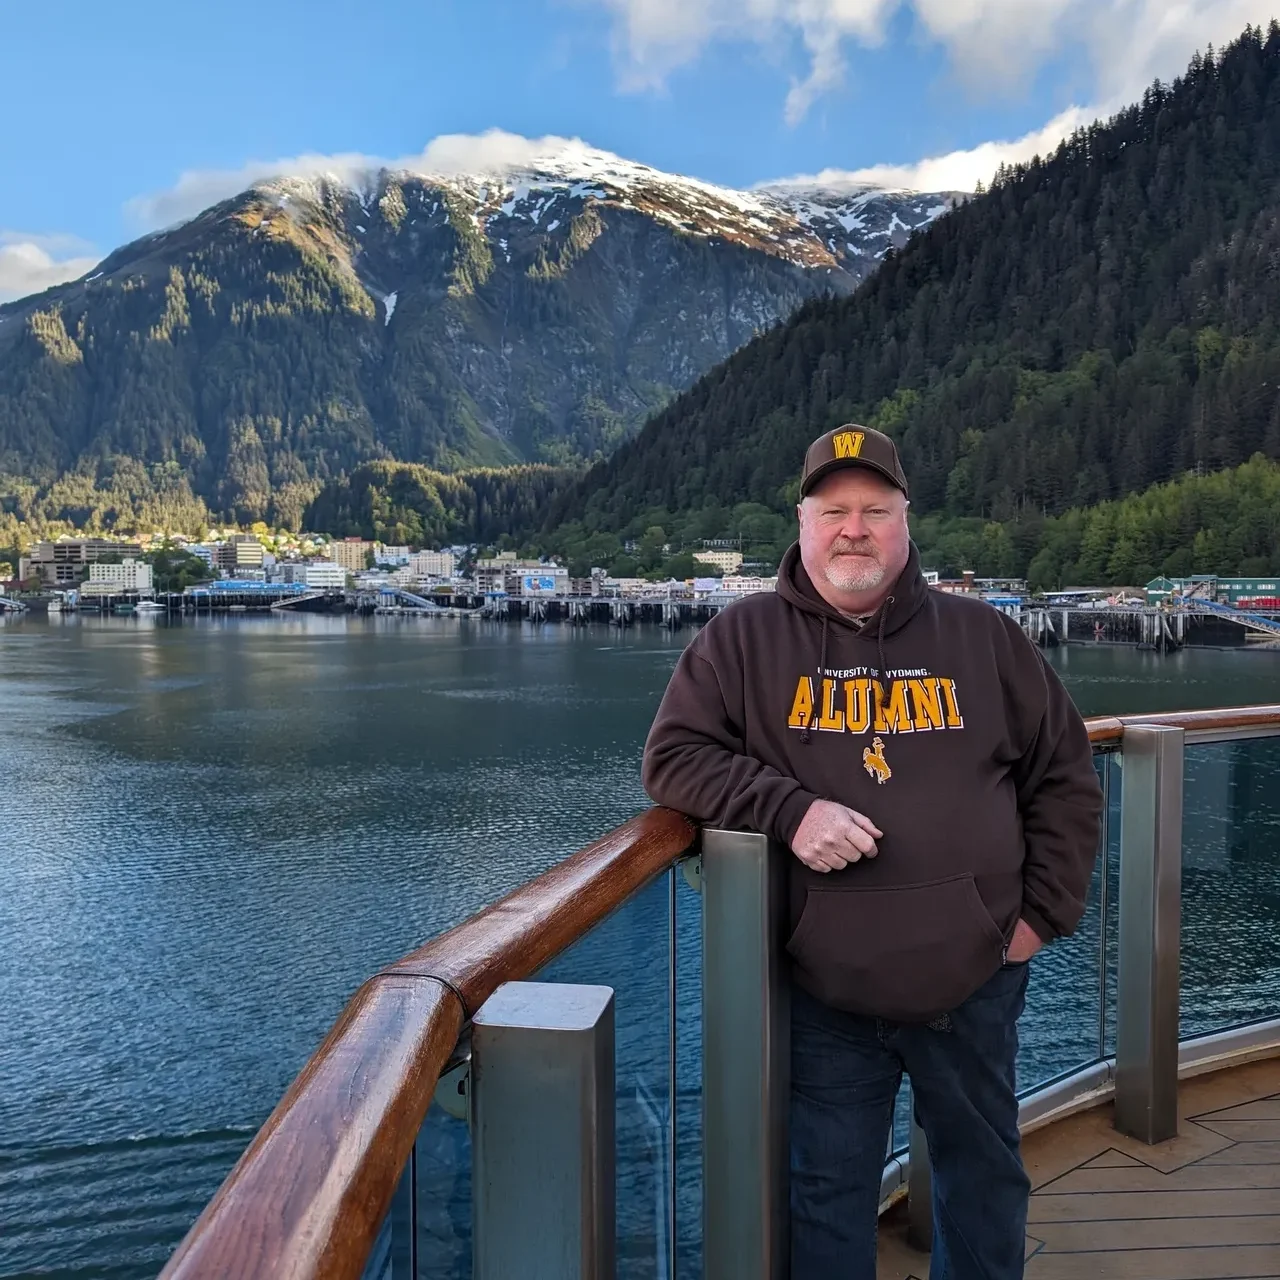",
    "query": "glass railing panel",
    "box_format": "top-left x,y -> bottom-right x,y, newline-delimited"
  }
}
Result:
1101,750 -> 1122,1060
1014,750 -> 1112,1093
539,869 -> 675,1279
360,1157 -> 418,1280
891,1080 -> 912,1156
673,860 -> 703,1278
1181,735 -> 1280,1038
415,1094 -> 472,1278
